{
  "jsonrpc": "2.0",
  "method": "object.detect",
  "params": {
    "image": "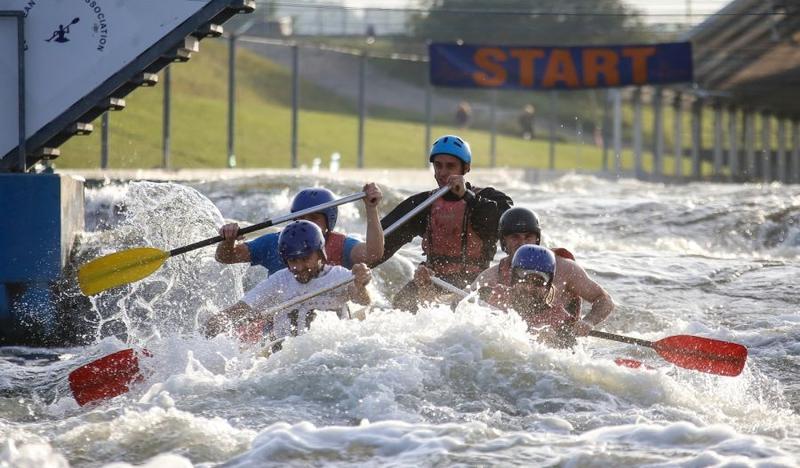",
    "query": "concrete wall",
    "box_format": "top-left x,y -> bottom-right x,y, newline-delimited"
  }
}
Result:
0,173 -> 84,345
